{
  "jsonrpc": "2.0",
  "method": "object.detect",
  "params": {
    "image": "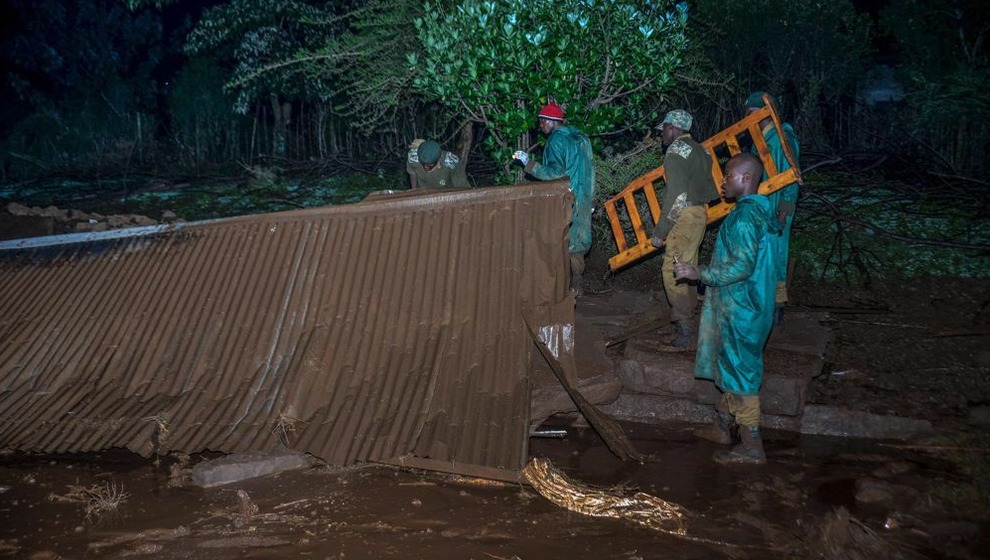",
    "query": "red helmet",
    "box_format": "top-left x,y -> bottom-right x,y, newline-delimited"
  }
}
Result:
538,103 -> 565,121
